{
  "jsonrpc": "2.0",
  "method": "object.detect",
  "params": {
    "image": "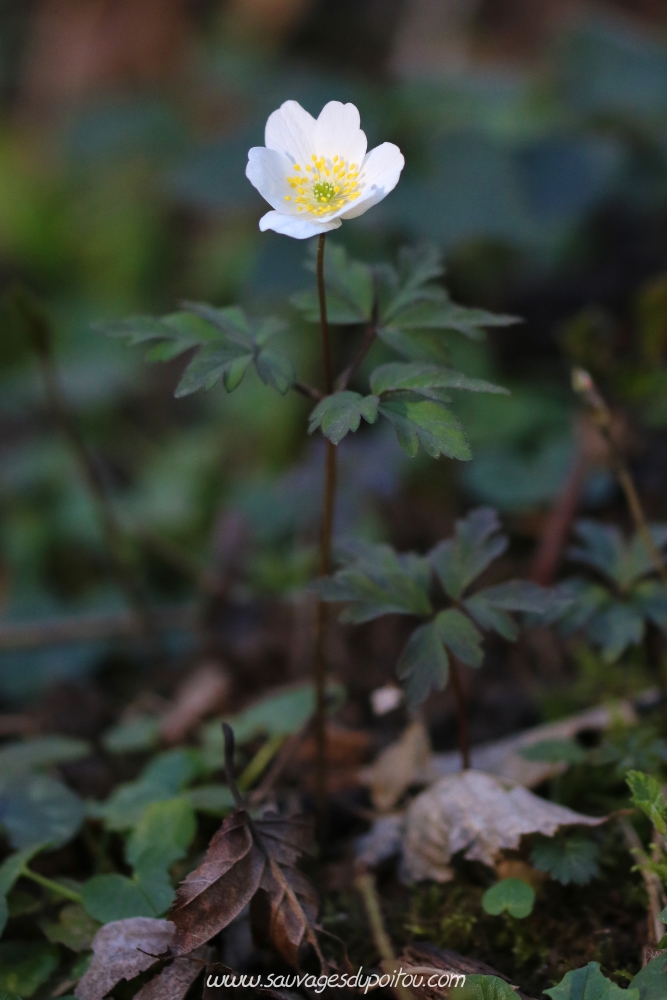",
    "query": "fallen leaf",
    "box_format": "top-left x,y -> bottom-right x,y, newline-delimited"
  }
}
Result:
75,917 -> 174,1000
159,664 -> 230,745
359,720 -> 431,812
294,724 -> 372,793
418,701 -> 636,789
251,815 -> 319,967
168,810 -> 265,956
169,806 -> 320,967
400,943 -> 537,1000
402,770 -> 605,881
133,947 -> 207,1000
